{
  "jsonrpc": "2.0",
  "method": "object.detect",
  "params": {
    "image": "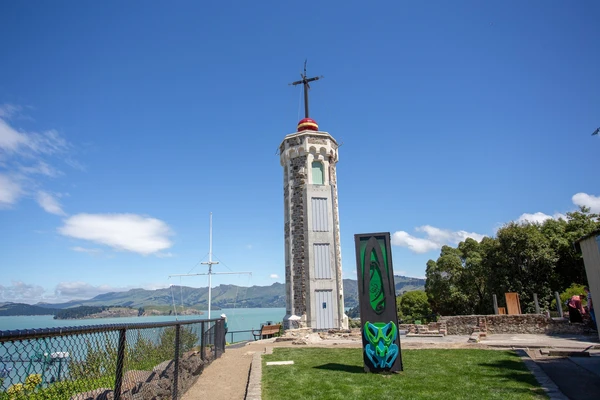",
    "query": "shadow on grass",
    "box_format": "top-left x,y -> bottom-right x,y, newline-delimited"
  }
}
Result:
478,359 -> 539,385
313,363 -> 364,374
